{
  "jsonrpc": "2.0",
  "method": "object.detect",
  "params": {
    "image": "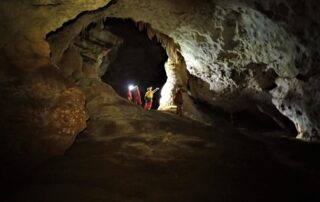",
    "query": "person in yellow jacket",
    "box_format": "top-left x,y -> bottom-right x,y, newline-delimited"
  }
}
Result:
144,87 -> 160,110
